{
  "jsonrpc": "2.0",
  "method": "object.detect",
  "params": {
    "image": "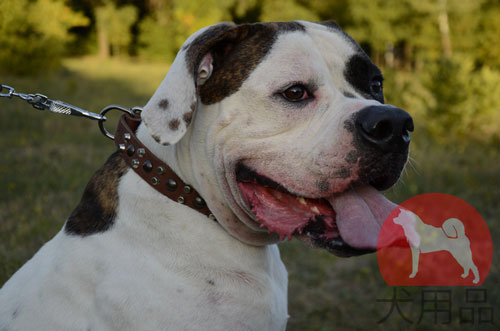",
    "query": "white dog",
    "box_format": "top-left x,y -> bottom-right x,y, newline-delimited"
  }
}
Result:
0,21 -> 412,330
393,209 -> 479,284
